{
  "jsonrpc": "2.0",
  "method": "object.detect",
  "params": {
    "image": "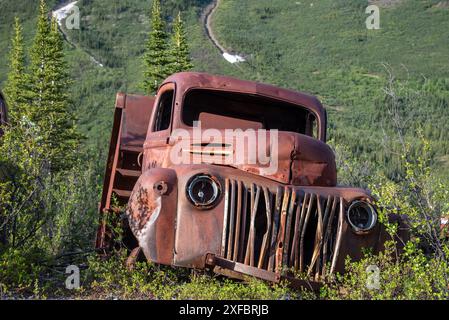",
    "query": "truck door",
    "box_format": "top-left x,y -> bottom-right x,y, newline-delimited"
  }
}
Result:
142,83 -> 176,170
